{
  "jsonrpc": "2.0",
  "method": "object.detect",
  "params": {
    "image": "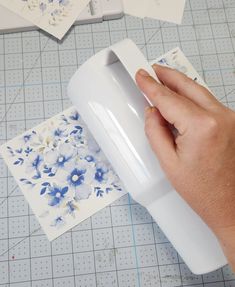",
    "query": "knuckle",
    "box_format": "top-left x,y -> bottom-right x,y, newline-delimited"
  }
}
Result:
197,114 -> 219,139
155,87 -> 165,98
148,83 -> 163,98
148,85 -> 158,96
205,116 -> 219,131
